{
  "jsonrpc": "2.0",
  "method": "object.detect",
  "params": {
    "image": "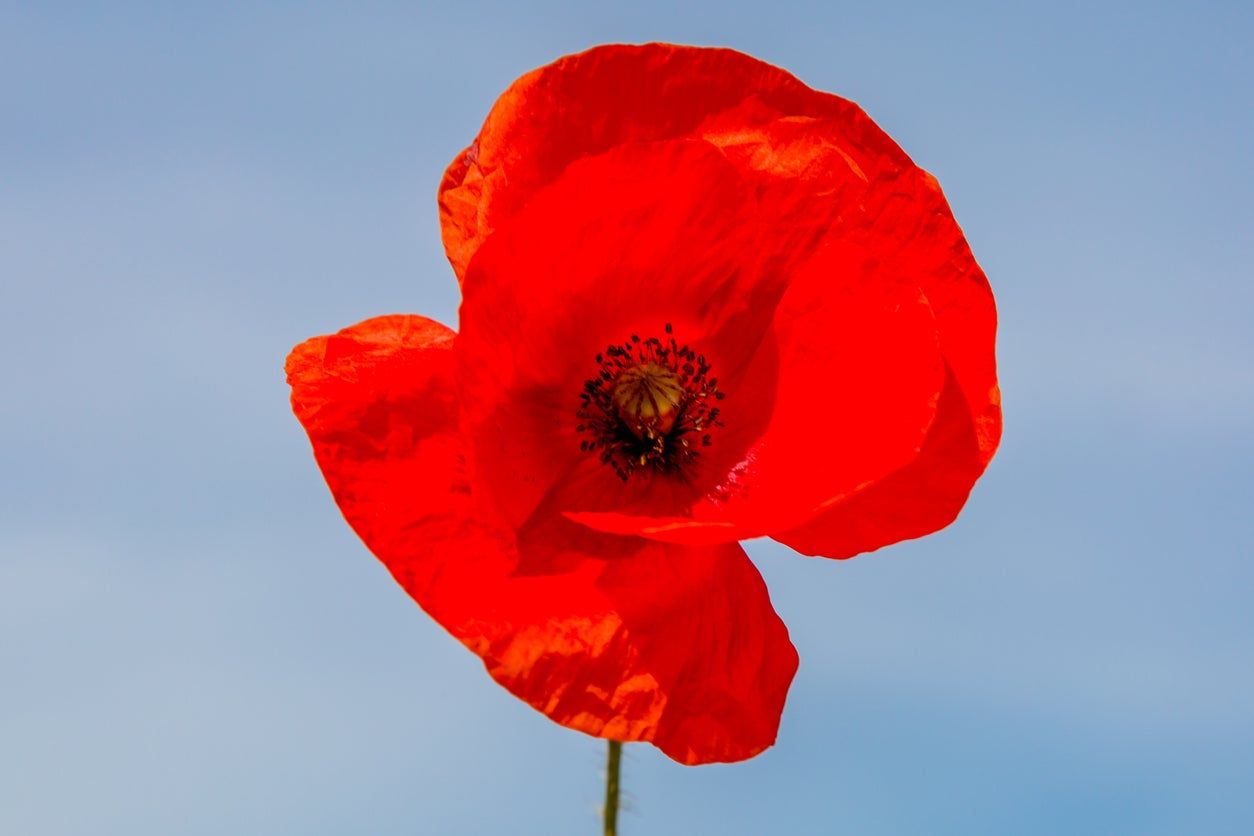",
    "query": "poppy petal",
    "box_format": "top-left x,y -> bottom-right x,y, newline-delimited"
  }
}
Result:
773,365 -> 989,559
441,42 -> 1000,471
471,520 -> 799,766
697,113 -> 1002,467
702,117 -> 1002,547
286,315 -> 797,764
